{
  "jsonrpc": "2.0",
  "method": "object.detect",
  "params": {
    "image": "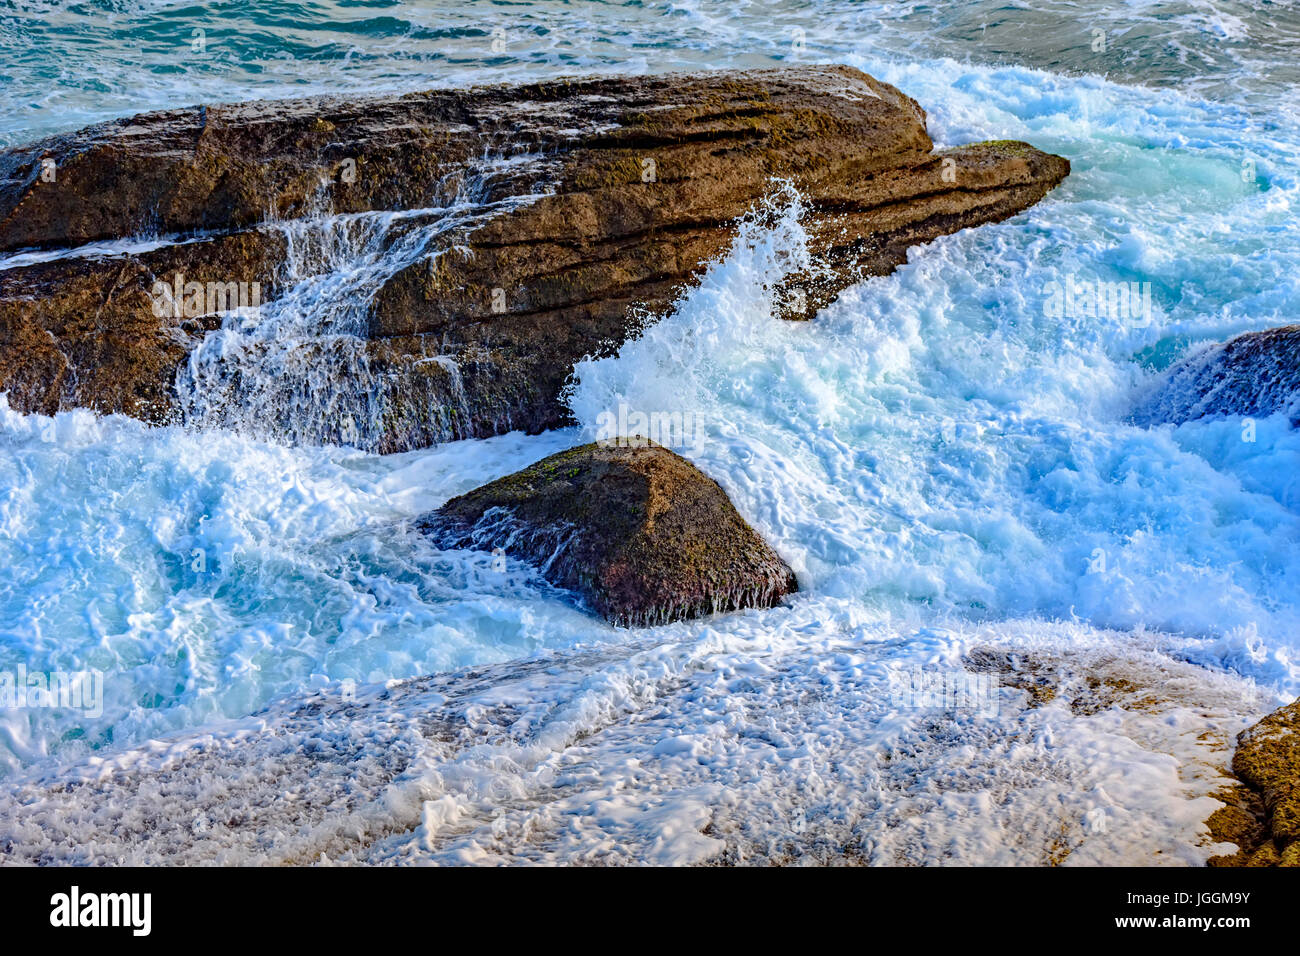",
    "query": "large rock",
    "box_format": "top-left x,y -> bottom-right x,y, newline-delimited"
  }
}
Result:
0,67 -> 1070,450
1137,325 -> 1300,427
1209,698 -> 1300,866
420,442 -> 797,626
